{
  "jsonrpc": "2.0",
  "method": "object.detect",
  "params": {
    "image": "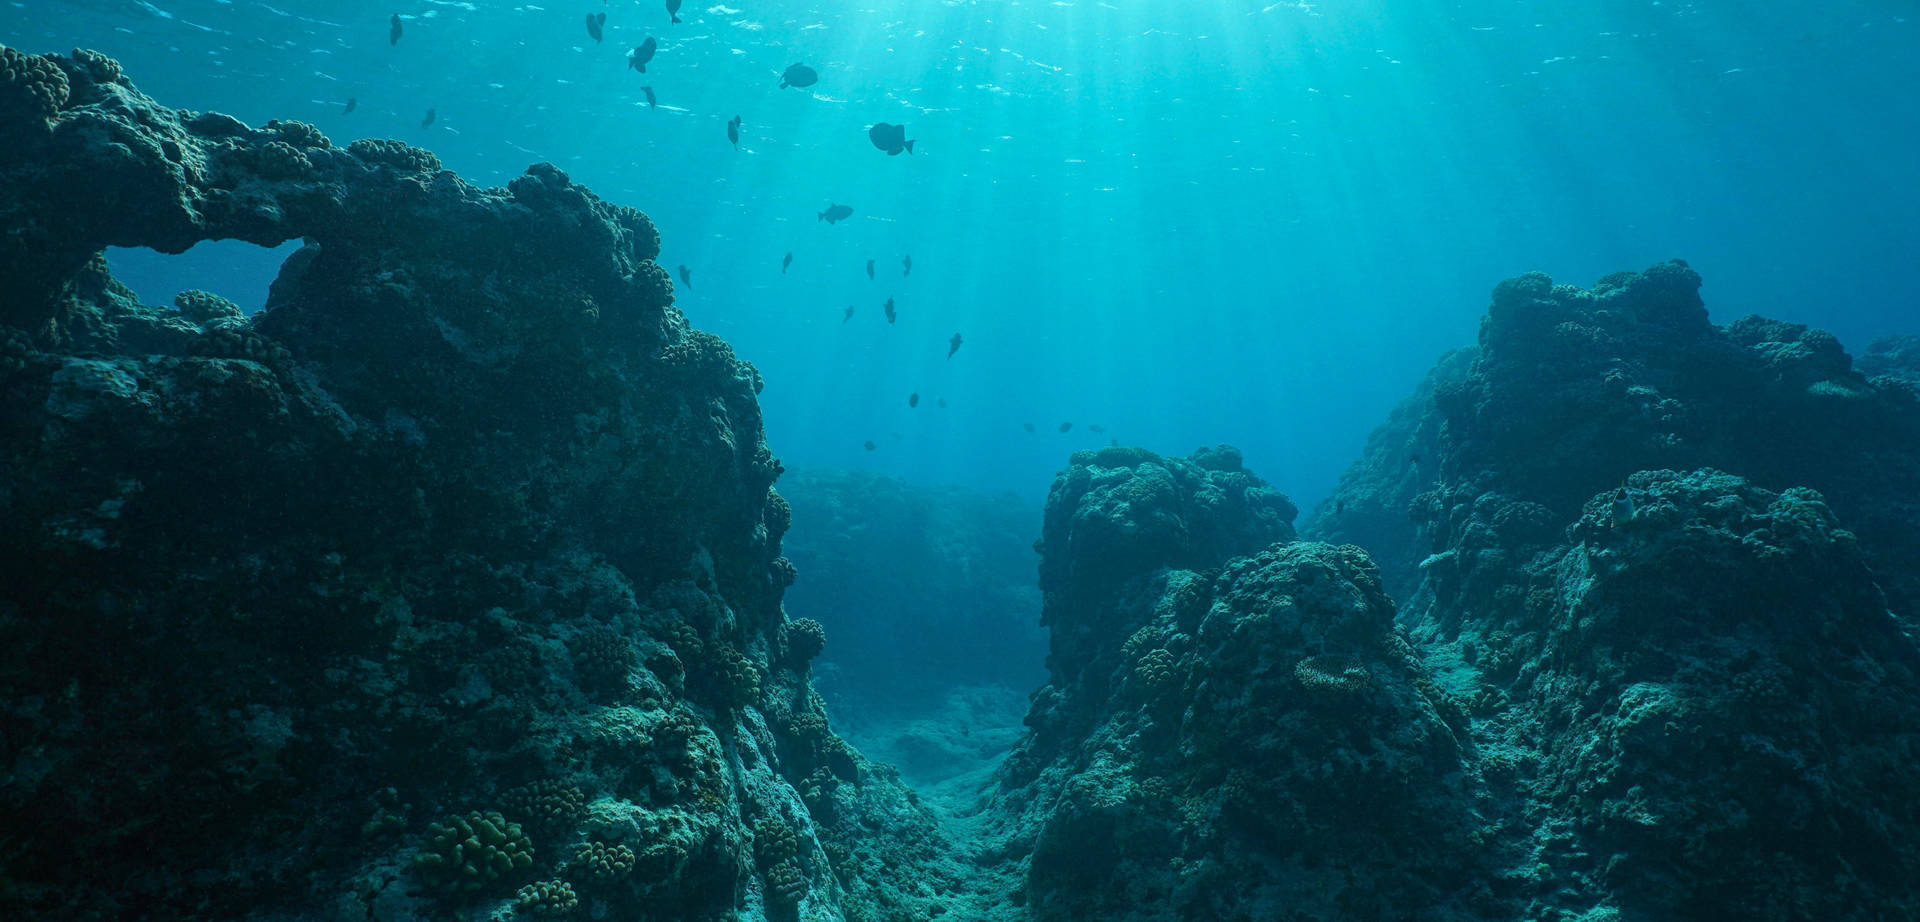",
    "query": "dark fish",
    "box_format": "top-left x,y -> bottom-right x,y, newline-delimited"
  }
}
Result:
666,0 -> 682,24
1334,499 -> 1346,514
948,333 -> 963,359
1089,424 -> 1106,434
866,259 -> 875,280
640,85 -> 656,109
908,393 -> 919,408
867,122 -> 915,155
782,252 -> 793,274
1023,423 -> 1036,433
843,305 -> 854,322
884,297 -> 896,324
779,63 -> 818,89
677,264 -> 692,289
902,254 -> 912,275
1058,422 -> 1073,433
389,13 -> 402,45
343,97 -> 356,115
421,107 -> 436,128
1409,453 -> 1421,464
727,115 -> 741,150
629,37 -> 657,72
938,398 -> 947,409
864,440 -> 876,451
586,12 -> 606,43
817,202 -> 852,223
